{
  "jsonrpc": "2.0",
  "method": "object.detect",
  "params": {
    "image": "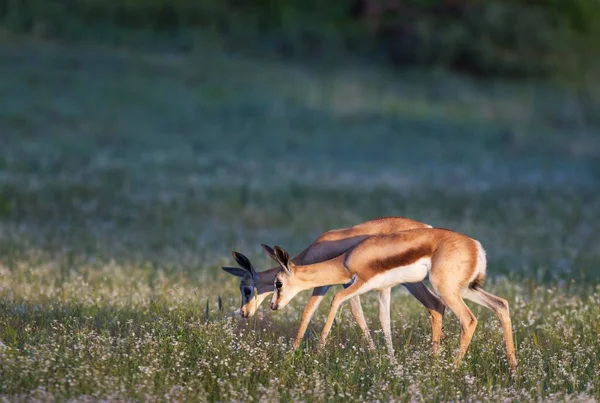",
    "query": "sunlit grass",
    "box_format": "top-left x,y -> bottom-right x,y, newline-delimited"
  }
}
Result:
1,262 -> 599,401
